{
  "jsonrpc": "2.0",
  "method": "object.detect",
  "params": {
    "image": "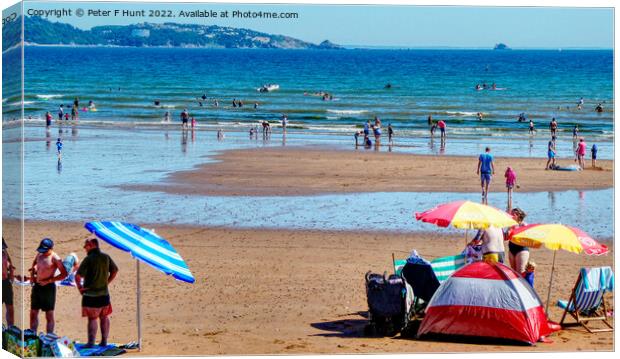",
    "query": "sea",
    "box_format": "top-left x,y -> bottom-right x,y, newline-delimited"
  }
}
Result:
1,47 -> 615,239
